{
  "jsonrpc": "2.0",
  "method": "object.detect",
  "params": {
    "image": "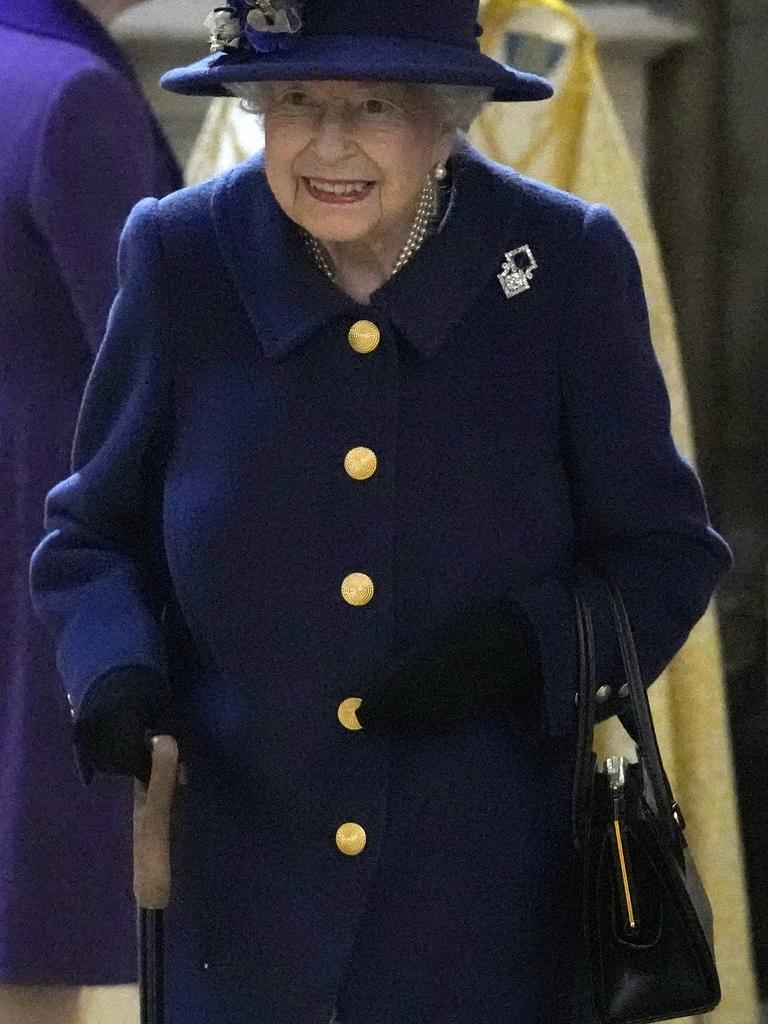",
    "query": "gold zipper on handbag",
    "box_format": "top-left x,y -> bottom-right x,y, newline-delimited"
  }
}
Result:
605,756 -> 638,932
